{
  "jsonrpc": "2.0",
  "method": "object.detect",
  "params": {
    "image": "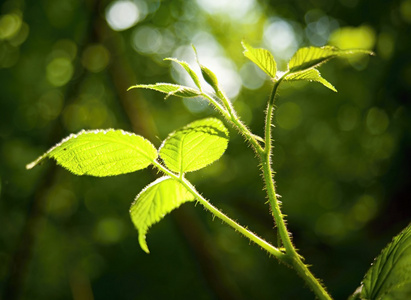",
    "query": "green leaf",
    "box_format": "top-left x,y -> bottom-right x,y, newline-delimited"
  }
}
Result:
242,41 -> 277,79
159,118 -> 229,174
199,64 -> 221,94
357,223 -> 411,300
130,176 -> 195,253
128,83 -> 201,99
288,46 -> 373,73
165,58 -> 202,91
284,69 -> 337,92
191,45 -> 223,97
26,129 -> 158,177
